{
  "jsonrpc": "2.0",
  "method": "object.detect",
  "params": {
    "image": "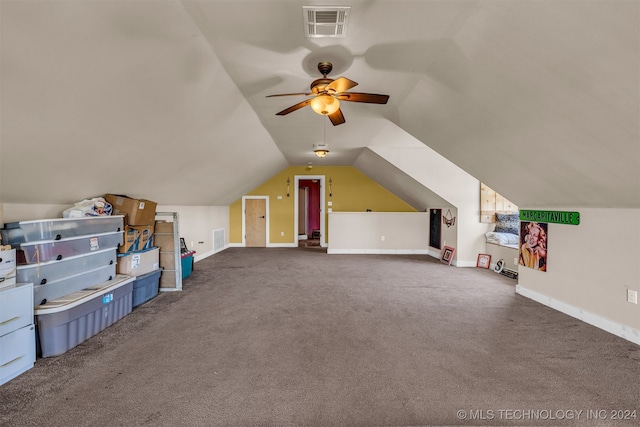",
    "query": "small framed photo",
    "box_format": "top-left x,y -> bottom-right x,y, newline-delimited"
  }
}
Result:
440,246 -> 455,265
477,253 -> 491,269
